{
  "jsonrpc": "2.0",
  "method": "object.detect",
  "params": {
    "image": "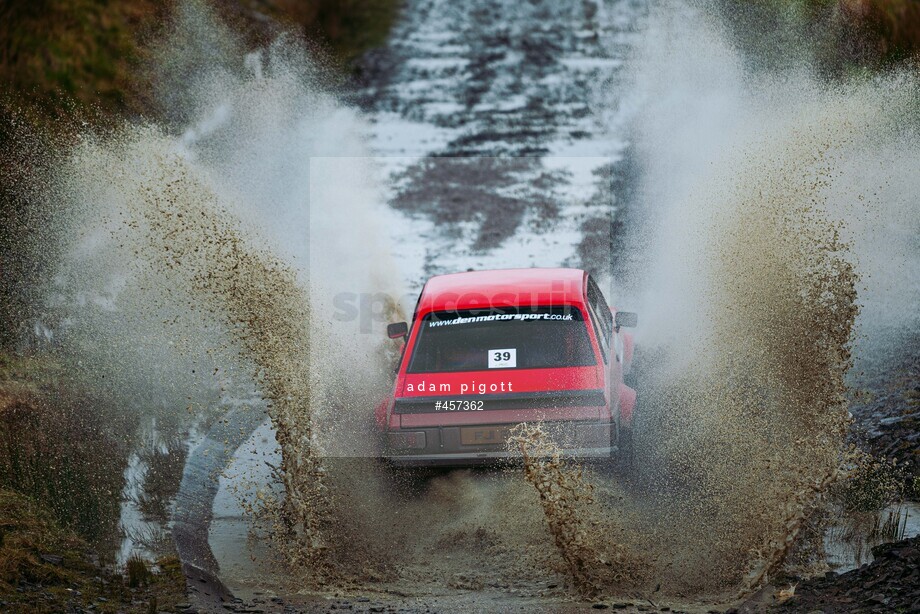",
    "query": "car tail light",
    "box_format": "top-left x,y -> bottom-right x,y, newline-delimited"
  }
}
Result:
387,431 -> 427,450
